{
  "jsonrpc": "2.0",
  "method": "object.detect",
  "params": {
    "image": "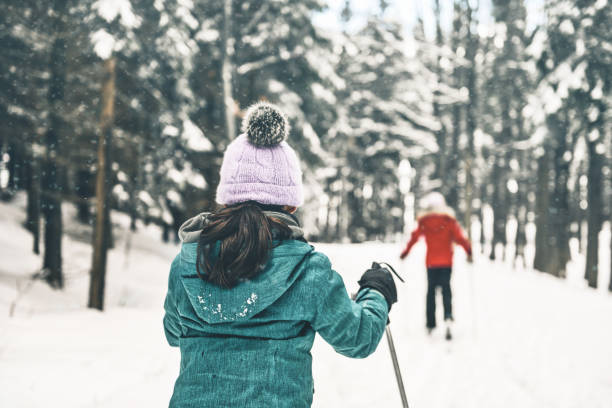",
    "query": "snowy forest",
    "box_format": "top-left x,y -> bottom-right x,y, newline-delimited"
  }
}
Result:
2,0 -> 610,299
1,0 -> 611,406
